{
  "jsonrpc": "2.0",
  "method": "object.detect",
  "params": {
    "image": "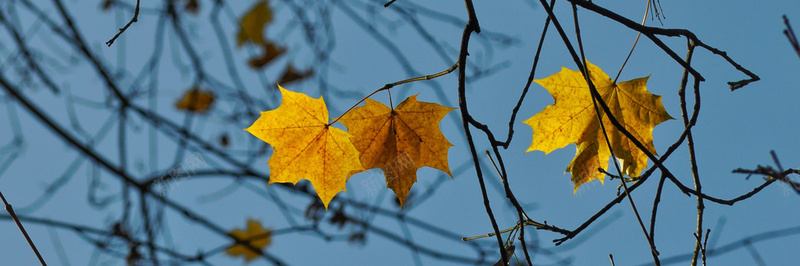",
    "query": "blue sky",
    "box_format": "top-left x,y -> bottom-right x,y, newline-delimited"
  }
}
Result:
1,0 -> 799,265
